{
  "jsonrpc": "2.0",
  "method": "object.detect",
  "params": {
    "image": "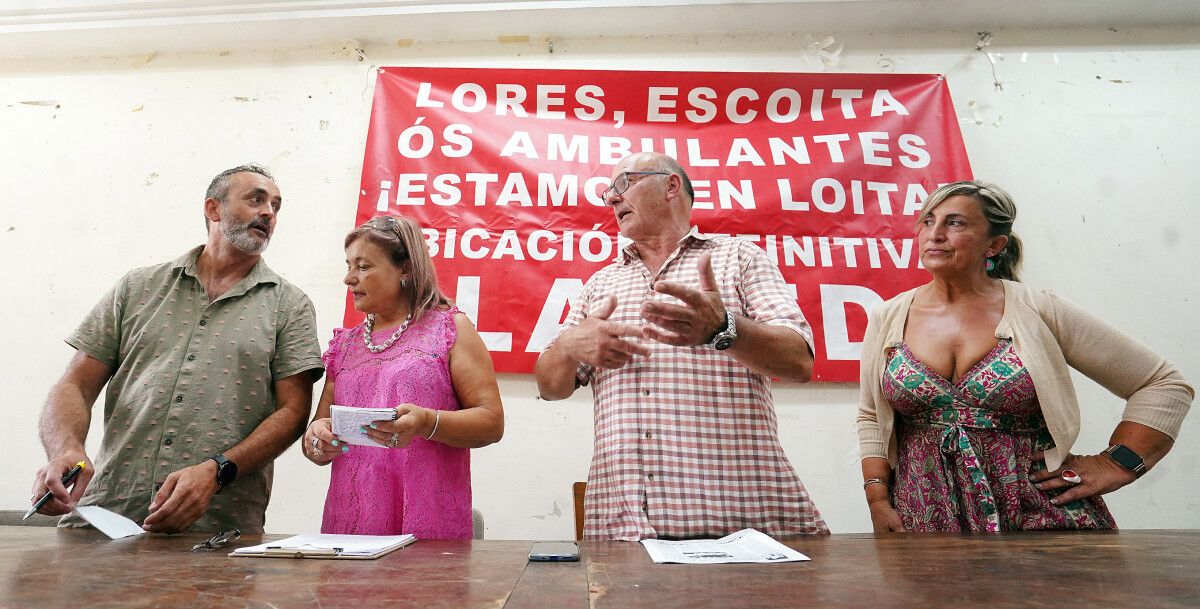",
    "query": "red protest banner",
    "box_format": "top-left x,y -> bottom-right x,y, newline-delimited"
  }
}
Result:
352,67 -> 971,381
